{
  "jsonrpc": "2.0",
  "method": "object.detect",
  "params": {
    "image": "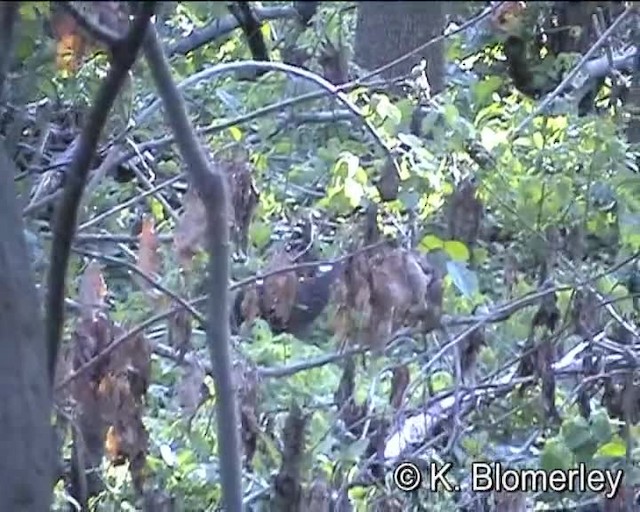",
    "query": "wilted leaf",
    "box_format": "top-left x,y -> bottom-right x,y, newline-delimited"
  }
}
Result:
78,260 -> 107,318
177,362 -> 206,416
389,365 -> 410,409
173,187 -> 207,267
